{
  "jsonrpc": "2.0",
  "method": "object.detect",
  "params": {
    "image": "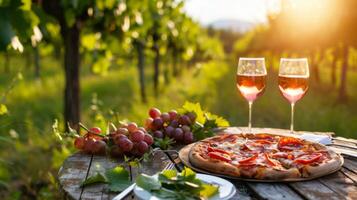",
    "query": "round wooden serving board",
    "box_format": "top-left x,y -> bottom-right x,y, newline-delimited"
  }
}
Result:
179,143 -> 344,182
